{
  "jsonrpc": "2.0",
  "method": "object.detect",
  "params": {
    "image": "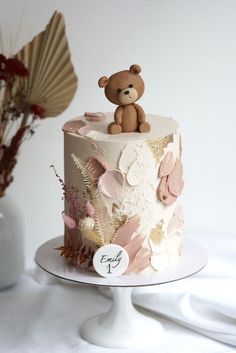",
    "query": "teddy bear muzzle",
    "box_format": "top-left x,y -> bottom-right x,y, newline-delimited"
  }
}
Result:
118,87 -> 138,105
